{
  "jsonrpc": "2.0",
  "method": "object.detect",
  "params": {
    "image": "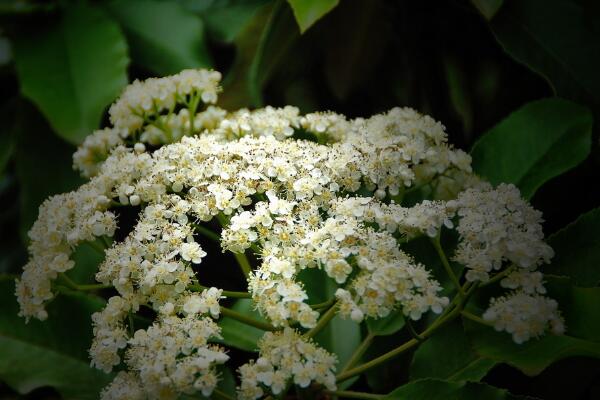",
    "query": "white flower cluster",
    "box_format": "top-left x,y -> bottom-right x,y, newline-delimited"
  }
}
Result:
237,328 -> 337,399
450,183 -> 554,282
18,68 -> 564,399
222,193 -> 453,327
73,127 -> 126,177
450,183 -> 562,343
109,69 -> 221,134
483,292 -> 564,344
74,69 -> 222,177
15,185 -> 117,320
92,289 -> 228,399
